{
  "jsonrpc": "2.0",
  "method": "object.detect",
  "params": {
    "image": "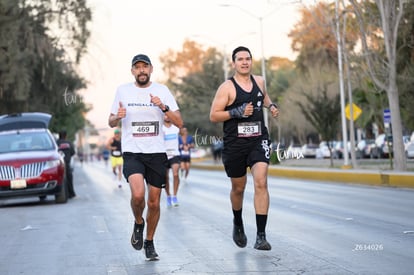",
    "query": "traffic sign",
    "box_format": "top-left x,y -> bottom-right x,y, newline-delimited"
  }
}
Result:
383,109 -> 391,123
345,103 -> 362,121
